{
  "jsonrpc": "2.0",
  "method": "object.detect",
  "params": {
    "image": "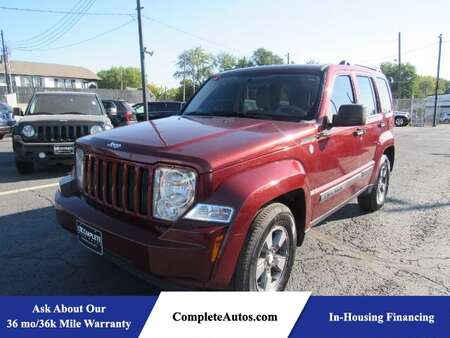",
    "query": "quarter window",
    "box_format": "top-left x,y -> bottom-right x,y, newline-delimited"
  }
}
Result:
376,78 -> 392,113
356,76 -> 378,116
329,75 -> 355,116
